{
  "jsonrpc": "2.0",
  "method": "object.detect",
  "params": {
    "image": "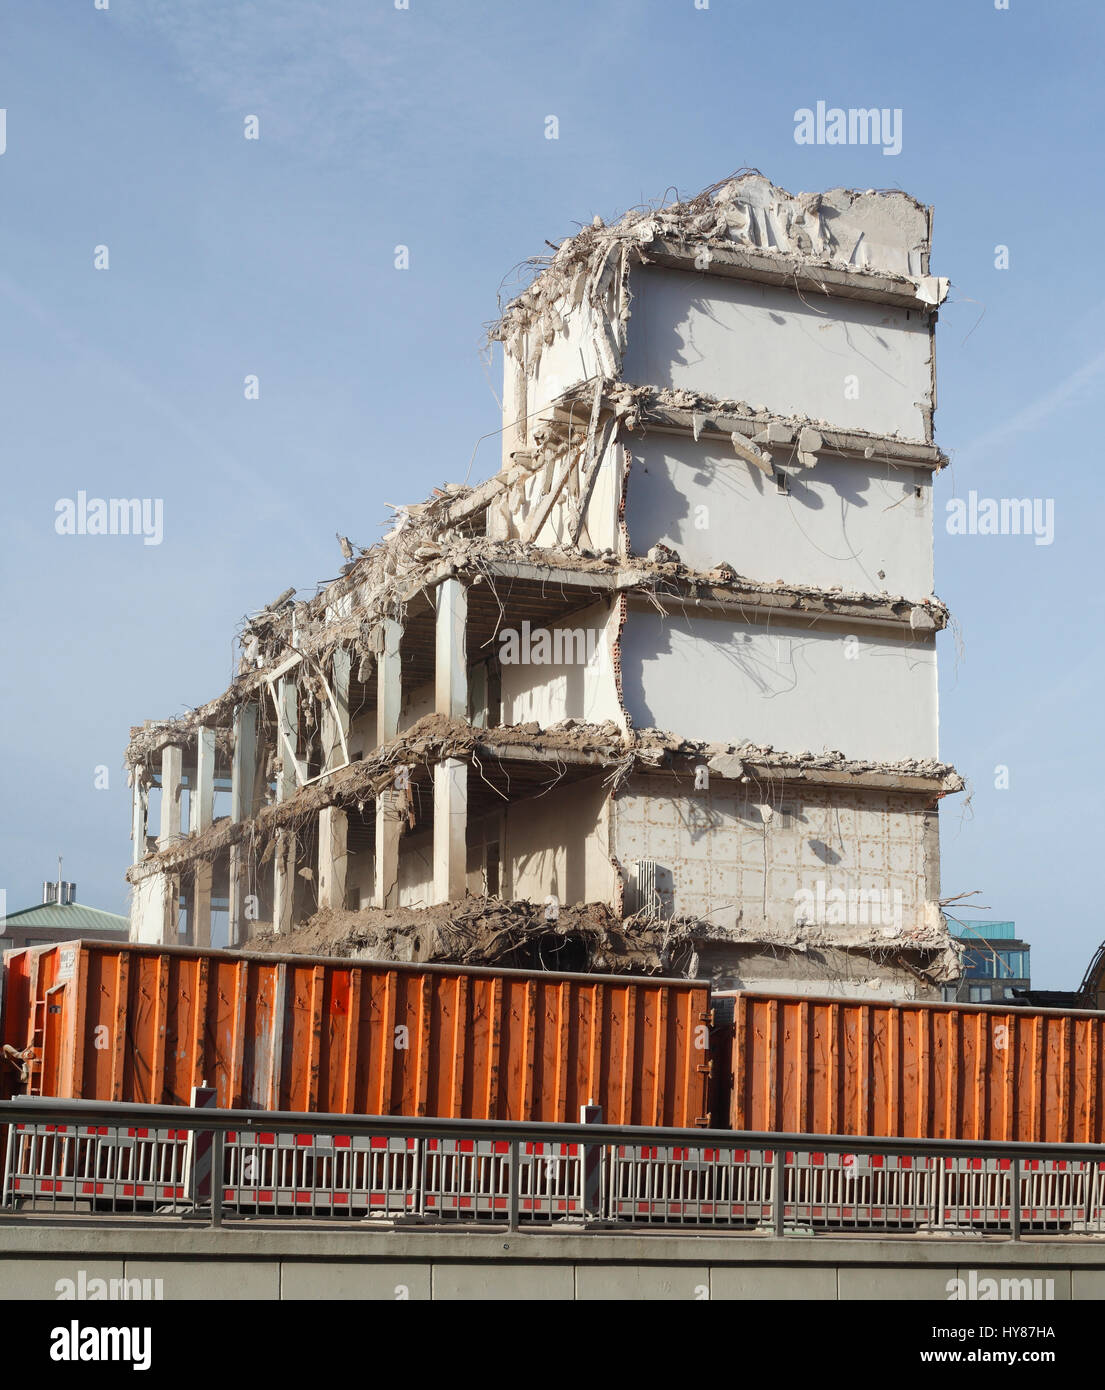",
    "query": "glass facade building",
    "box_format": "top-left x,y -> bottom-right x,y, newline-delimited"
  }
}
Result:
947,921 -> 1031,1004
